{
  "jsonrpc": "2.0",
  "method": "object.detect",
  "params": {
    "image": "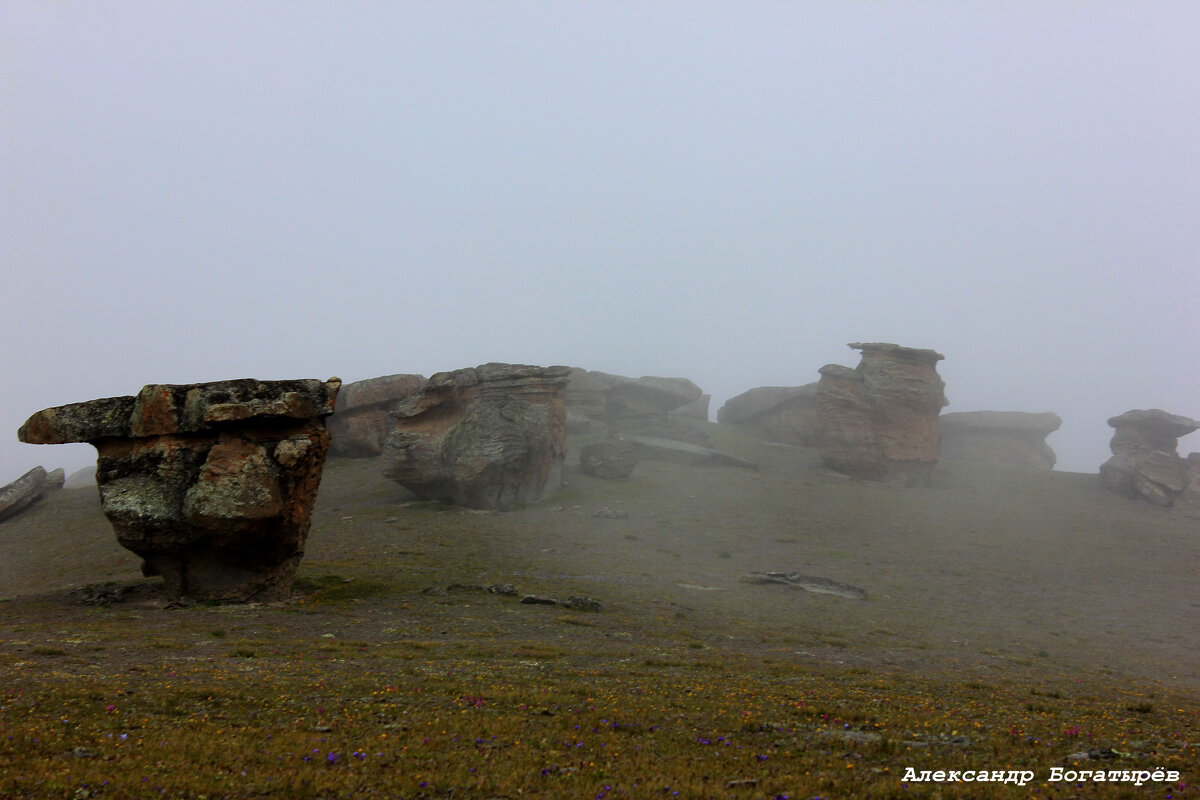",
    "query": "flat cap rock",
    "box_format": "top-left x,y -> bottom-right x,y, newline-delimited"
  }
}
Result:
939,411 -> 1062,435
20,378 -> 341,444
1106,409 -> 1200,438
